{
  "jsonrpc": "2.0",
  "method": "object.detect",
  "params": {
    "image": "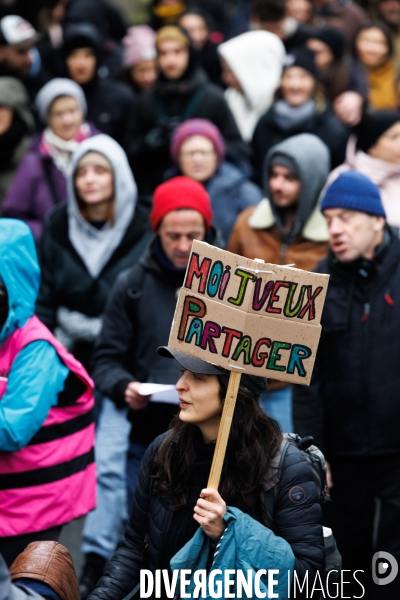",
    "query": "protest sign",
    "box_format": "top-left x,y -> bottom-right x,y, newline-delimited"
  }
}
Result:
168,241 -> 329,490
169,240 -> 329,385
